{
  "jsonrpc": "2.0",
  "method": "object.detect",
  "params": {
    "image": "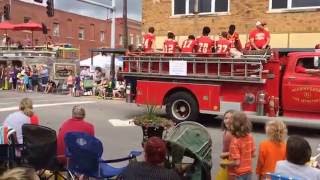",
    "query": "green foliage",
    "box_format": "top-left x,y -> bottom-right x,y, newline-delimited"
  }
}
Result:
134,104 -> 174,128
